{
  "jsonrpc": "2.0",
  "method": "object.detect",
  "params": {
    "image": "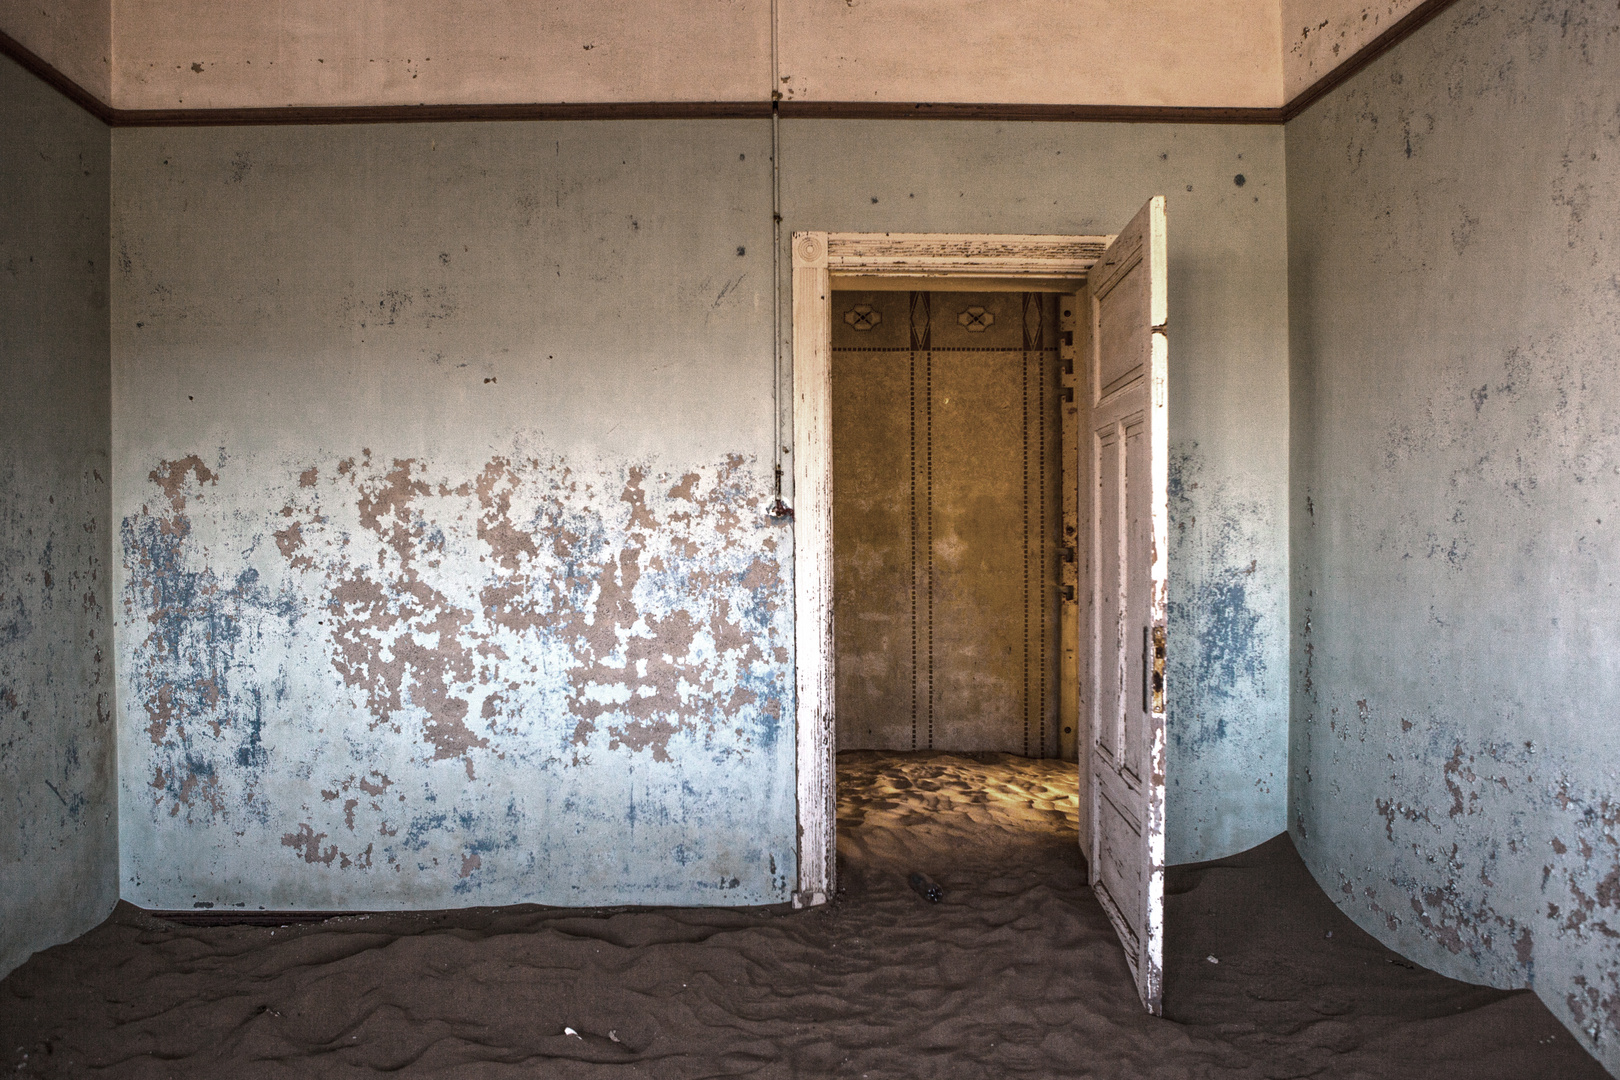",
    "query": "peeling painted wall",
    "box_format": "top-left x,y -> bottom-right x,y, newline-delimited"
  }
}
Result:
111,121 -> 795,909
782,120 -> 1292,864
1168,442 -> 1287,858
0,54 -> 115,977
1286,0 -> 1620,1068
106,116 -> 1289,908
